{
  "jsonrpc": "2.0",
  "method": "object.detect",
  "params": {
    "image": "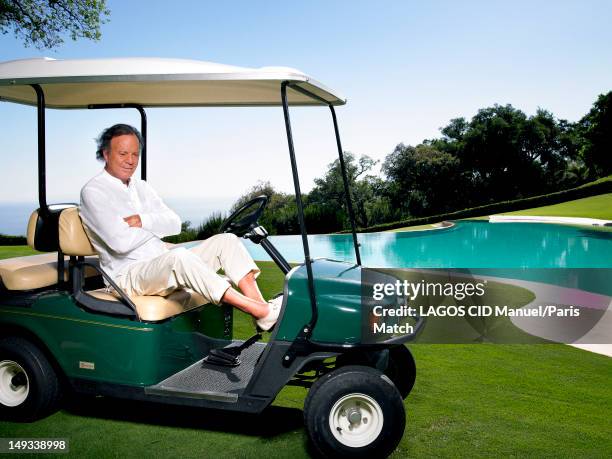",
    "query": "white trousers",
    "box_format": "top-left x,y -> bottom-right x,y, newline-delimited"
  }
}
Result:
115,233 -> 260,305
